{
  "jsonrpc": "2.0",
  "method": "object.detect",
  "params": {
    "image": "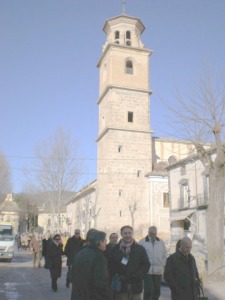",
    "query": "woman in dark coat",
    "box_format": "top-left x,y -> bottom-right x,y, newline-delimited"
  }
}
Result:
108,225 -> 150,300
46,234 -> 64,292
42,231 -> 52,265
71,230 -> 112,300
